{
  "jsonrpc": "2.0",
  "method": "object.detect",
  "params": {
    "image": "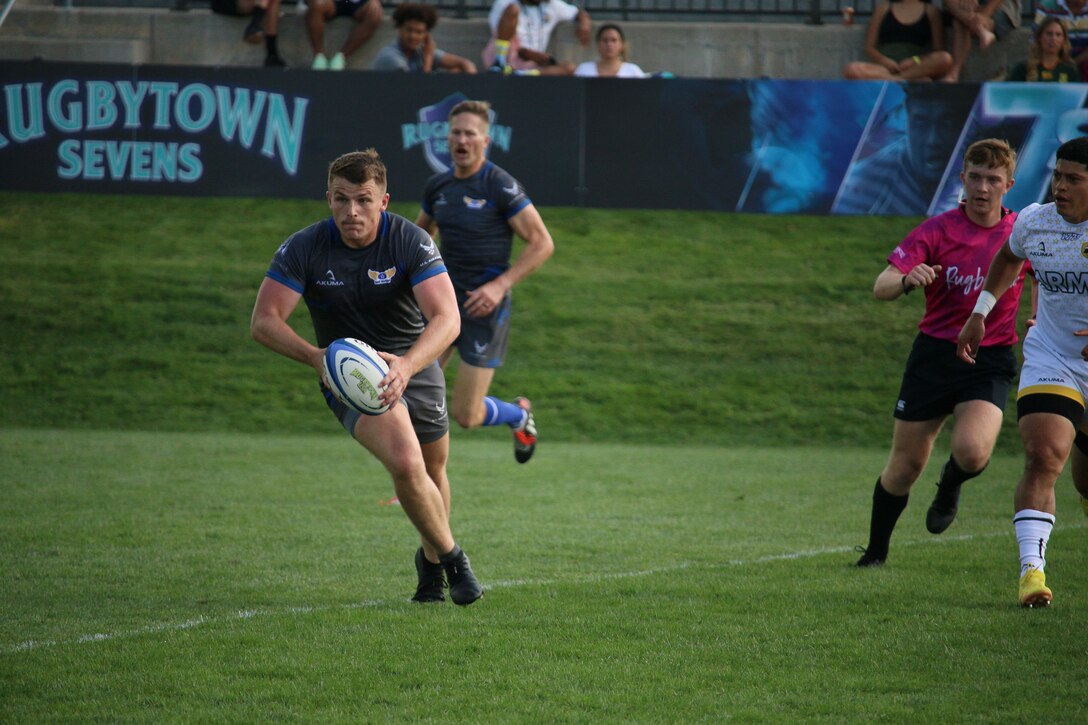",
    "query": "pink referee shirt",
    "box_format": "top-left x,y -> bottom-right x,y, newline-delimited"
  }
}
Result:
888,205 -> 1025,347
